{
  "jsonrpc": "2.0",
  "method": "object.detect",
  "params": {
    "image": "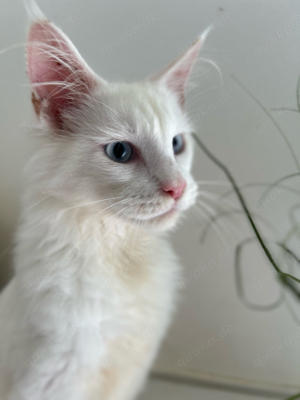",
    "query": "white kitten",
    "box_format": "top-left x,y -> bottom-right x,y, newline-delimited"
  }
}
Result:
0,3 -> 205,399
